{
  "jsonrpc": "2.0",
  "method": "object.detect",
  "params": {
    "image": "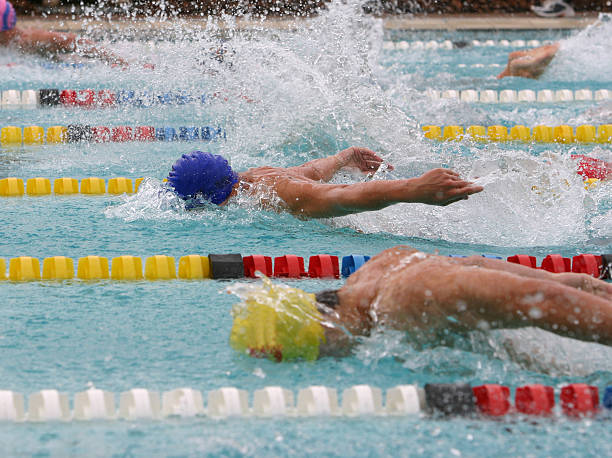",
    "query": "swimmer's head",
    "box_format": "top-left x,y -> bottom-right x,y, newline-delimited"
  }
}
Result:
229,277 -> 326,362
0,0 -> 17,32
167,151 -> 238,205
